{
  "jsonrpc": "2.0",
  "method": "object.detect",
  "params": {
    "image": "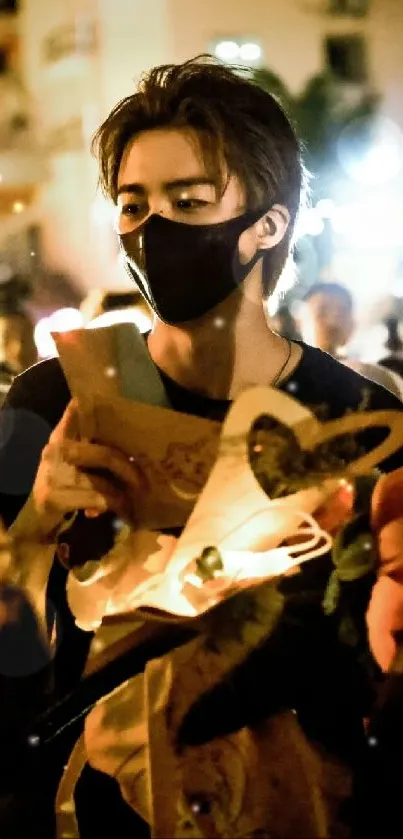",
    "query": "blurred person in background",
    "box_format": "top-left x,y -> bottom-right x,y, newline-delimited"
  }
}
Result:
378,315 -> 403,379
298,282 -> 403,399
0,311 -> 37,375
0,273 -> 37,403
1,57 -> 403,838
